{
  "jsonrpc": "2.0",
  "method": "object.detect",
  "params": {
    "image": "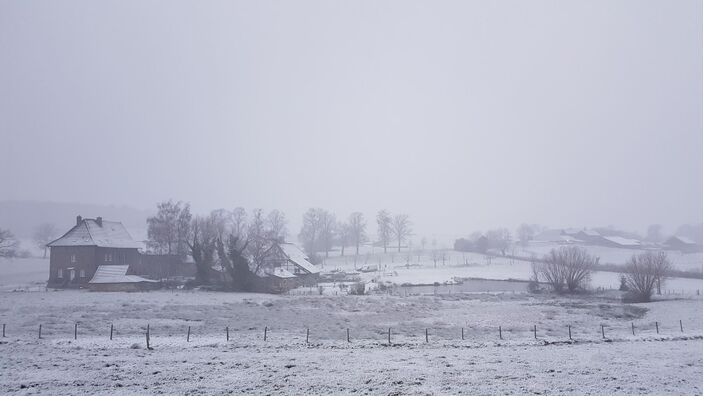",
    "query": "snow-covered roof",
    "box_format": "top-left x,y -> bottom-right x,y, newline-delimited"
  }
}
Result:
48,219 -> 142,249
602,236 -> 641,247
89,265 -> 158,284
578,229 -> 601,237
533,229 -> 569,242
265,267 -> 297,279
278,243 -> 320,274
670,236 -> 696,245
